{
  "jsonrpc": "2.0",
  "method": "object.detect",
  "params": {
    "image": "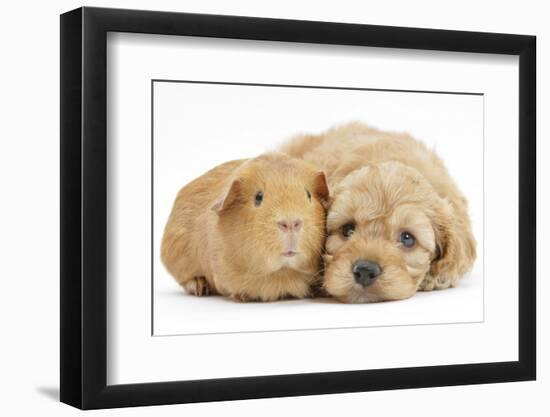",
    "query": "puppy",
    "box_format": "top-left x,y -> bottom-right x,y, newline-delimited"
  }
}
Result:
281,122 -> 476,303
161,153 -> 329,302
